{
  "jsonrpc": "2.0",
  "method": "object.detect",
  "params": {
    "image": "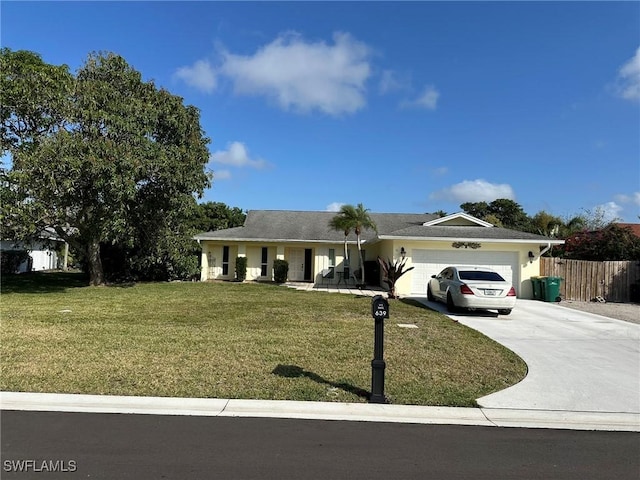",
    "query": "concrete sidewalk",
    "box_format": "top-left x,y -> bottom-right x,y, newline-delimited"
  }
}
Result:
2,392 -> 639,432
